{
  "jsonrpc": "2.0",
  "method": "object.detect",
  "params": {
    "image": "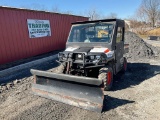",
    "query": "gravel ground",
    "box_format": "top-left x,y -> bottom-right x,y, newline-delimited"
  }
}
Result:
145,39 -> 160,47
0,50 -> 62,71
0,32 -> 160,120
